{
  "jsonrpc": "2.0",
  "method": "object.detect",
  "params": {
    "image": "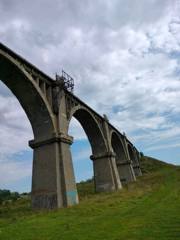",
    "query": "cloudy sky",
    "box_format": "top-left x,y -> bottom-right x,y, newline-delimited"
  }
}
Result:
0,0 -> 180,192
